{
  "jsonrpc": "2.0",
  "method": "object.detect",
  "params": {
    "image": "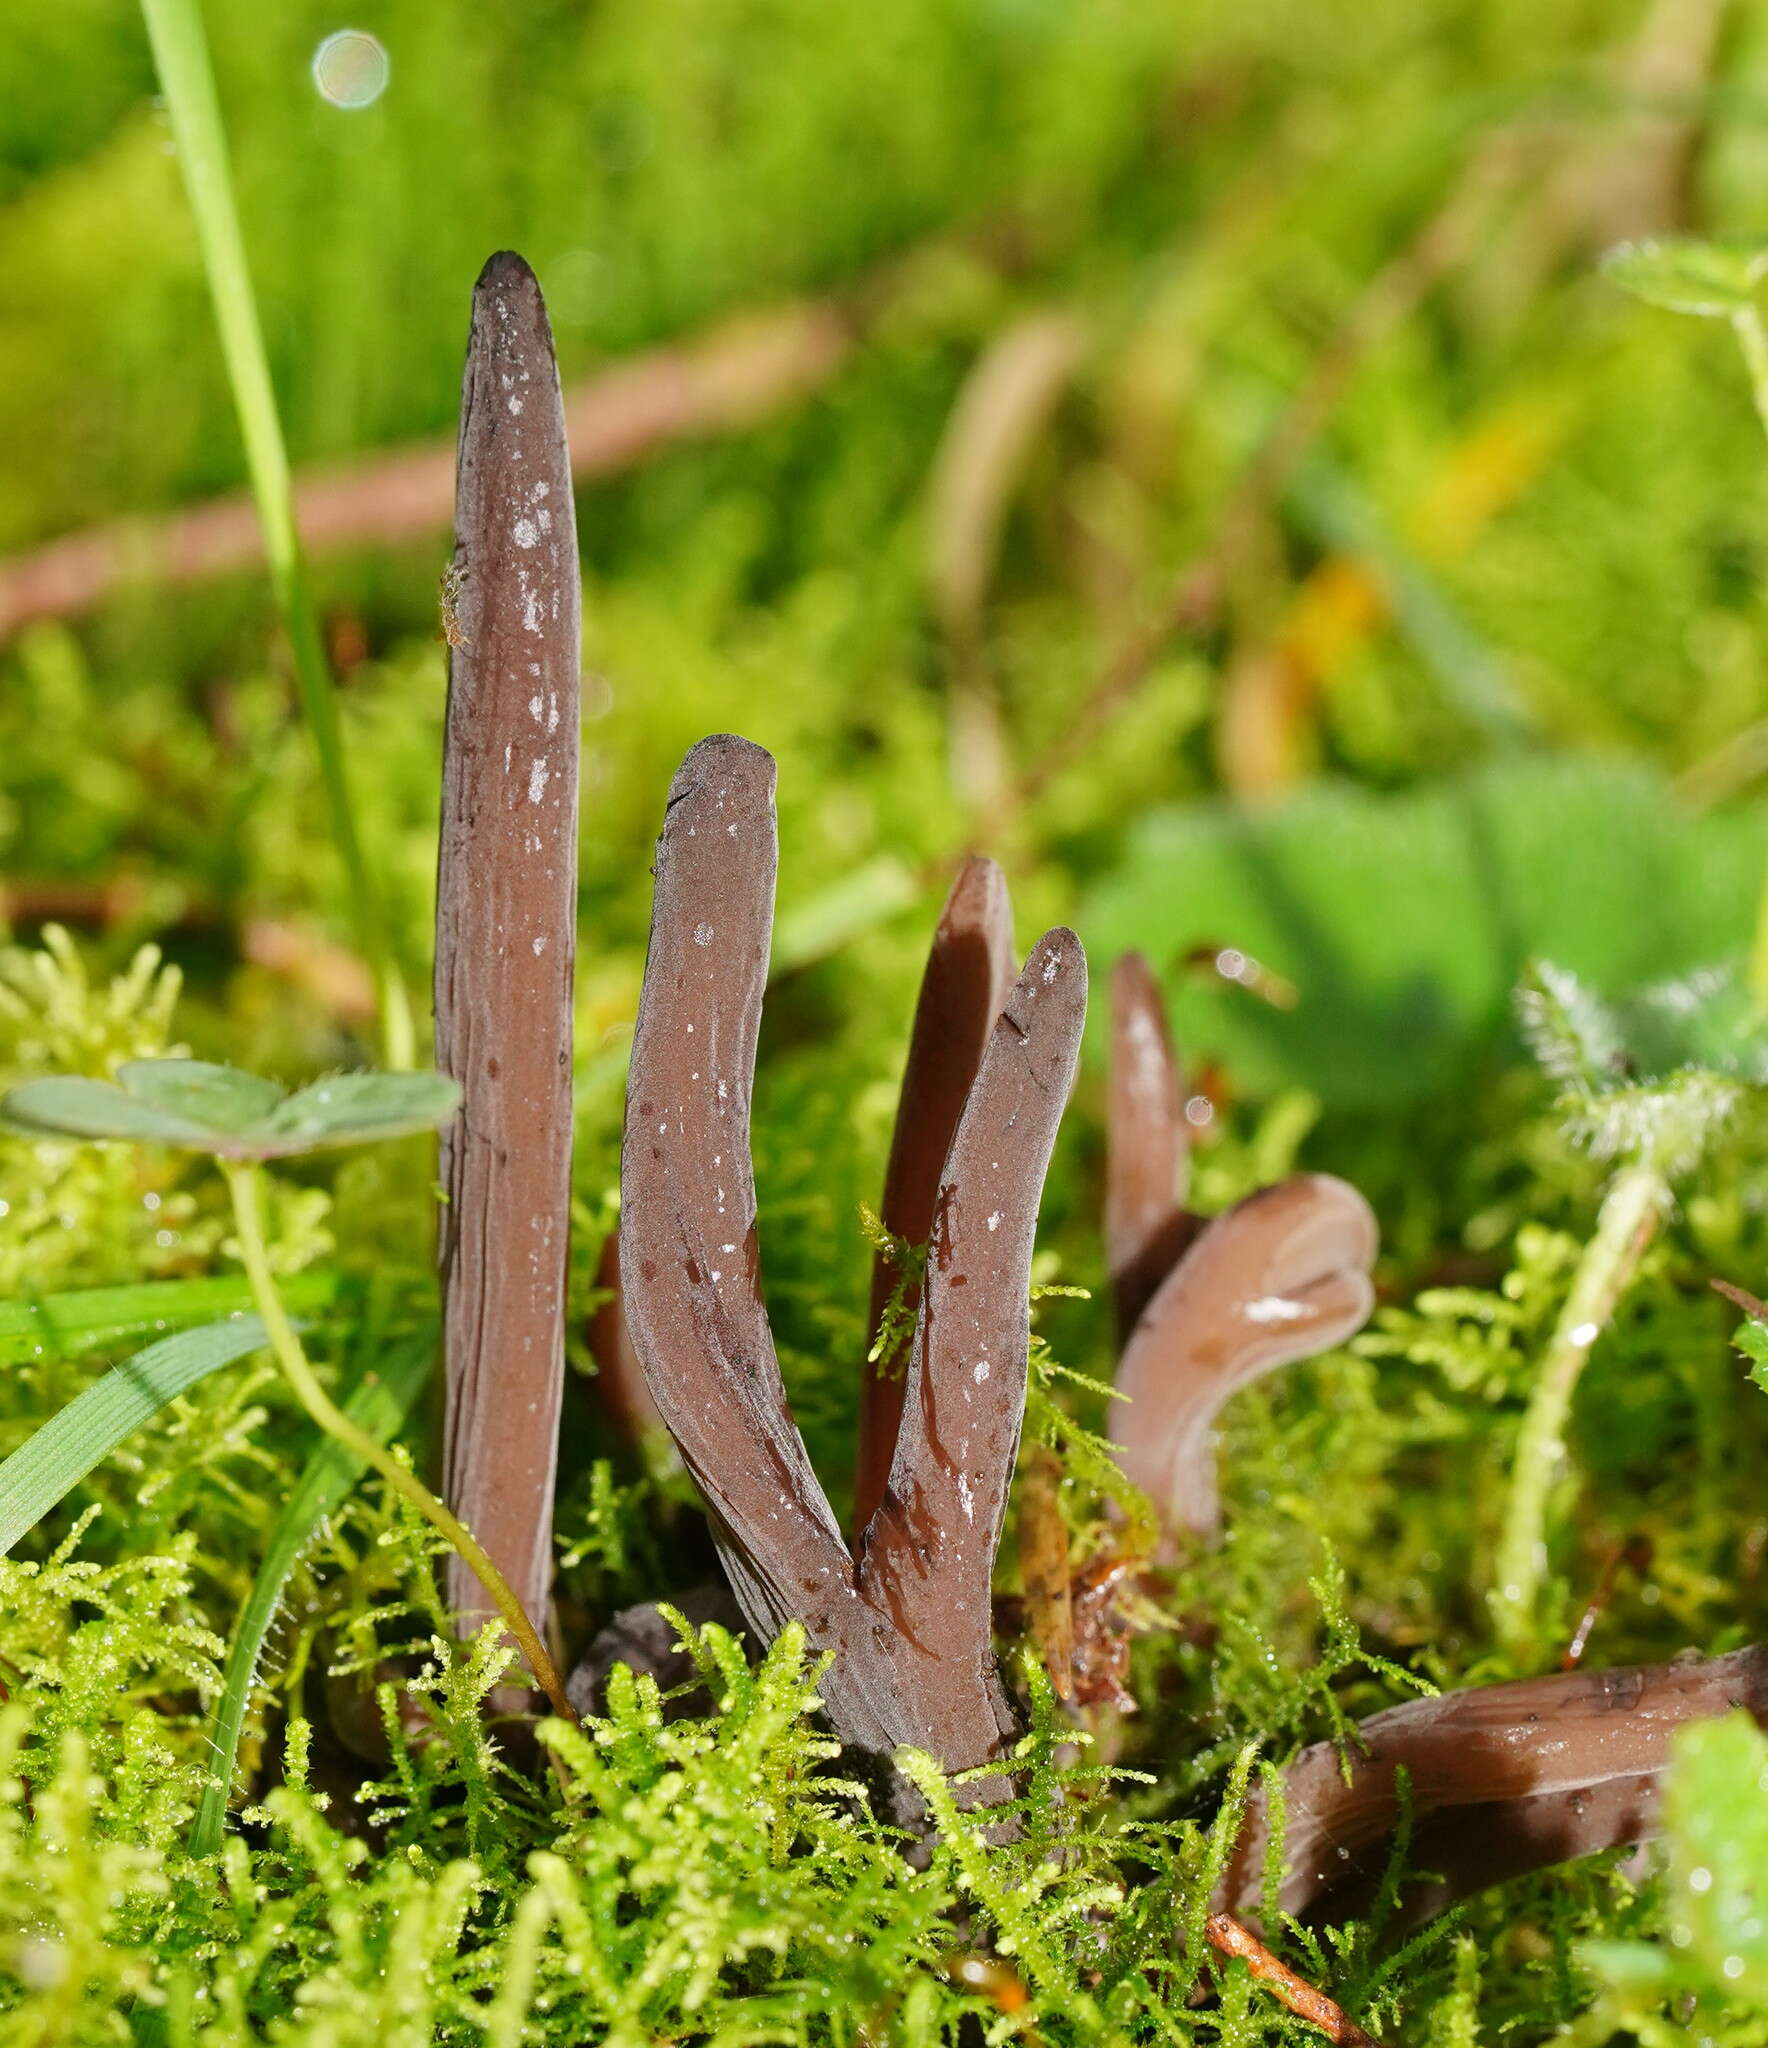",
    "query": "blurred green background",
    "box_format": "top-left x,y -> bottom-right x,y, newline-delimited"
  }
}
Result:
6,0 -> 1768,1213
